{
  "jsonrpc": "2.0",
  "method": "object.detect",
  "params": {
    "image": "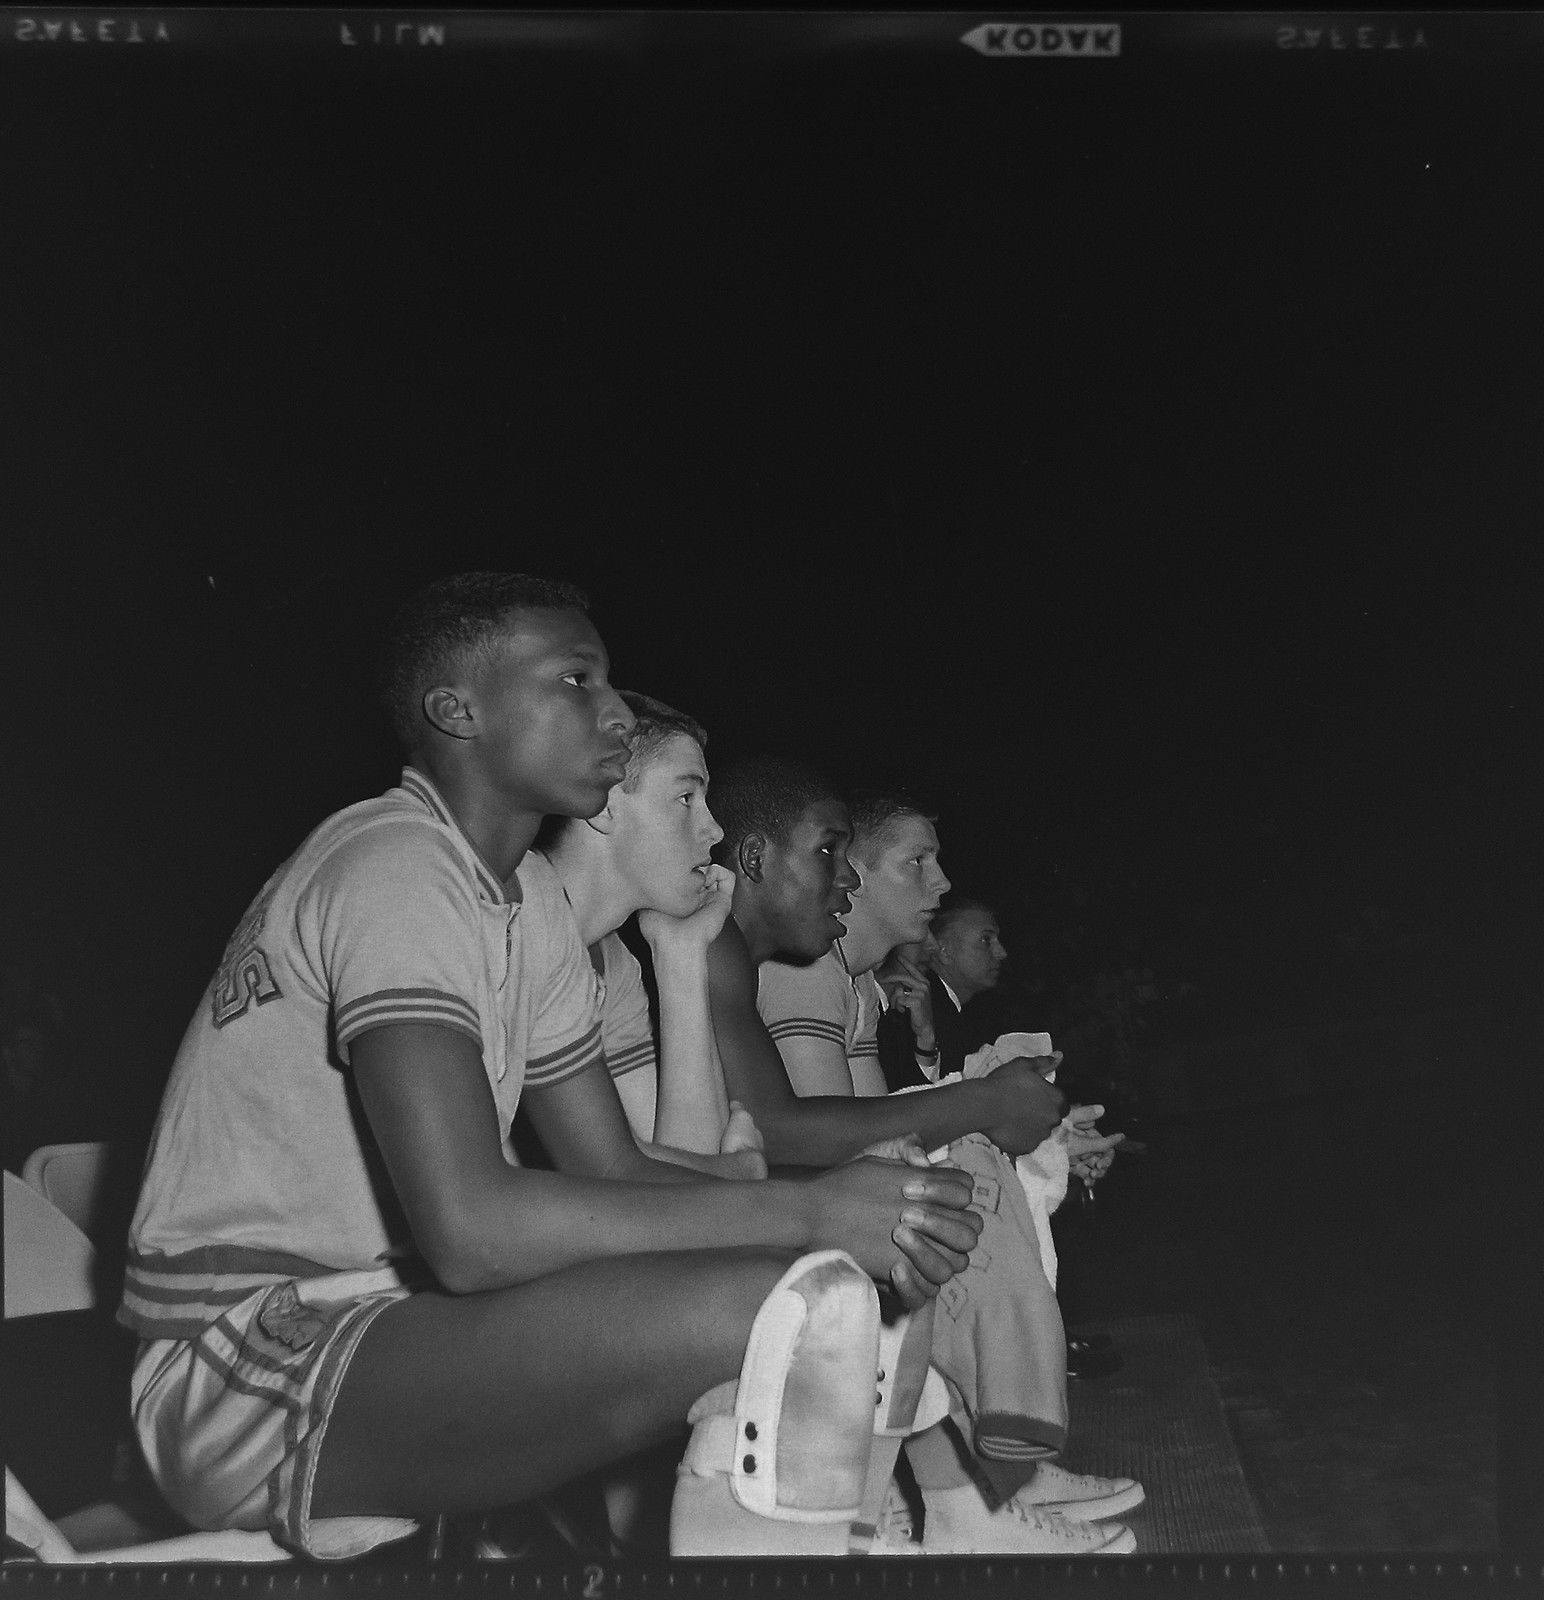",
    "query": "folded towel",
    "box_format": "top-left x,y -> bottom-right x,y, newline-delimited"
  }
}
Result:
961,1035 -> 1075,1288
